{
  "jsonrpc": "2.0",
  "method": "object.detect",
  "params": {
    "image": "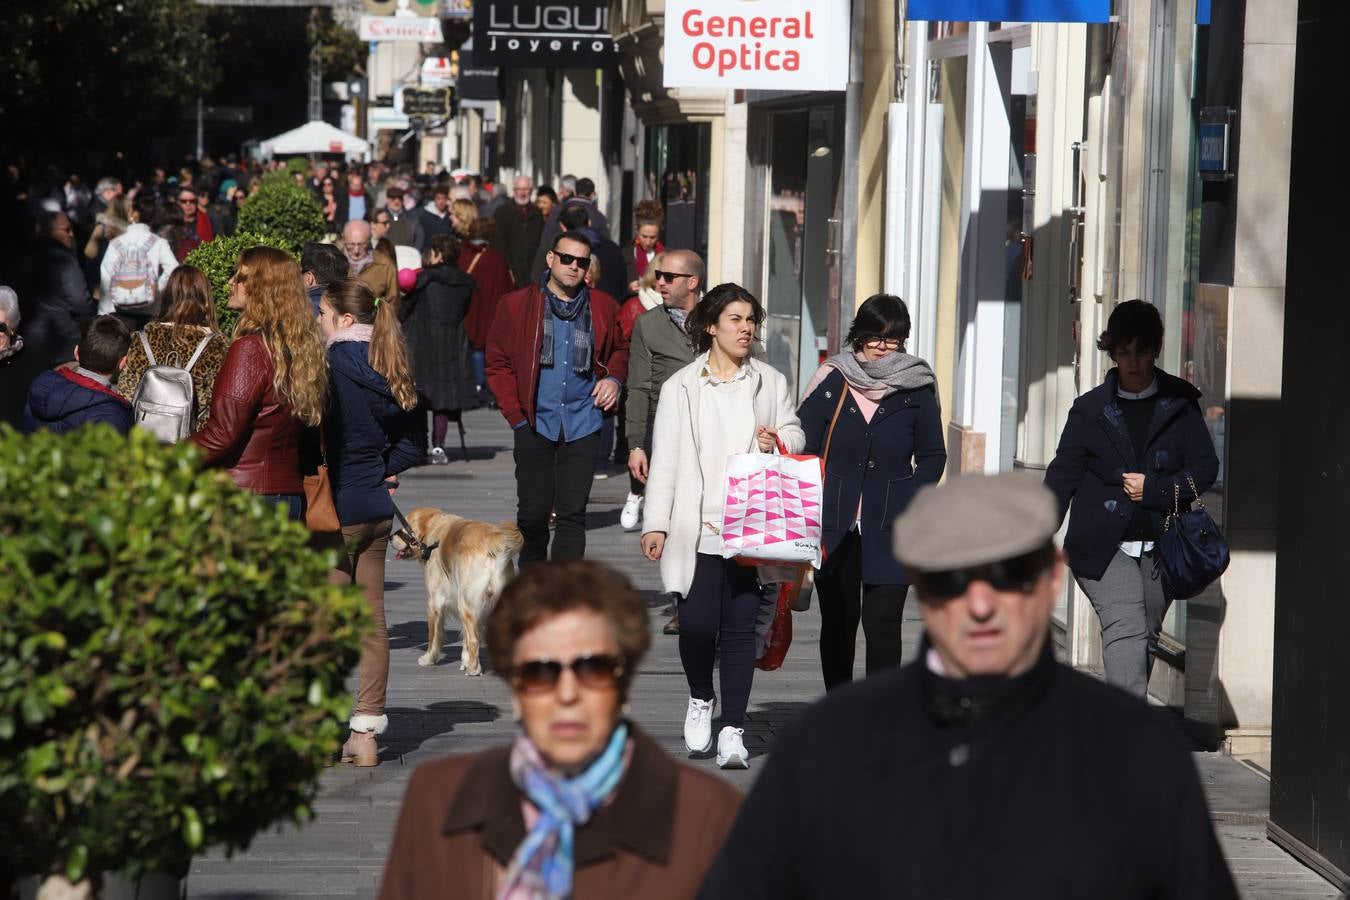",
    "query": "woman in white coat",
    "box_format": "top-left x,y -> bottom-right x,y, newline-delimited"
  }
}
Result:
641,283 -> 804,770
